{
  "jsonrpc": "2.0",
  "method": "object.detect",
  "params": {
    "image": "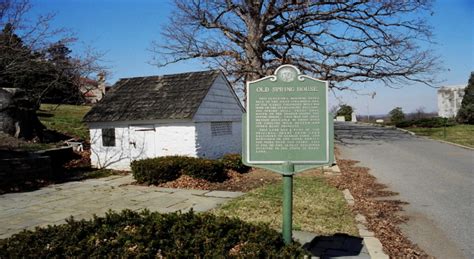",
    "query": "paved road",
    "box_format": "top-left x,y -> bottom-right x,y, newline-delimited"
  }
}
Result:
335,122 -> 473,259
0,174 -> 243,239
